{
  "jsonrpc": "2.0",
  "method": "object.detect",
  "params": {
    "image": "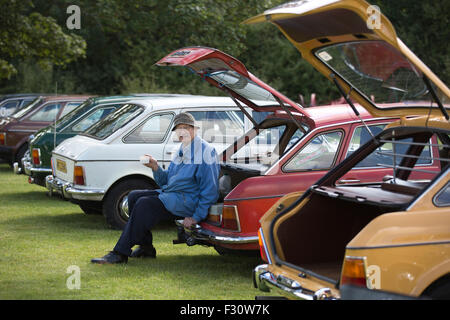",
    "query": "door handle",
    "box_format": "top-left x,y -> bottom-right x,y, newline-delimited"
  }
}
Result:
338,179 -> 361,184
